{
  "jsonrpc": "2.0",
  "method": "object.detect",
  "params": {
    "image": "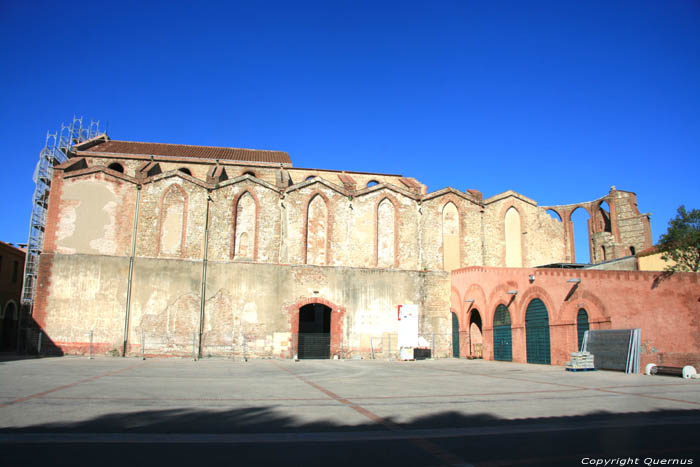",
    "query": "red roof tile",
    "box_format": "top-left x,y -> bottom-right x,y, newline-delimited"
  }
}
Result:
84,140 -> 291,164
